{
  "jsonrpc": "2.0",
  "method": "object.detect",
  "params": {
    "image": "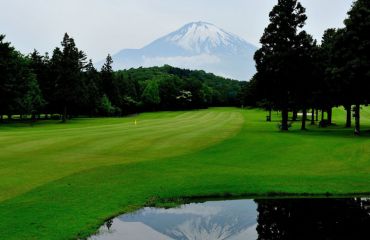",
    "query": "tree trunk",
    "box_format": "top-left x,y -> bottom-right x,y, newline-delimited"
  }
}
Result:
315,109 -> 319,121
327,107 -> 332,125
292,110 -> 298,121
301,107 -> 307,130
62,105 -> 67,123
269,109 -> 272,121
345,105 -> 352,128
281,108 -> 289,131
266,108 -> 272,122
311,108 -> 315,125
321,109 -> 324,121
354,104 -> 360,135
